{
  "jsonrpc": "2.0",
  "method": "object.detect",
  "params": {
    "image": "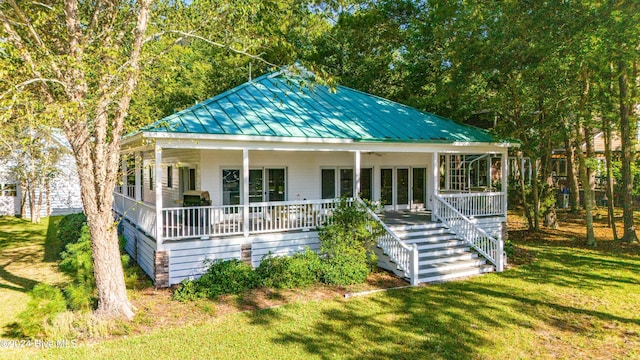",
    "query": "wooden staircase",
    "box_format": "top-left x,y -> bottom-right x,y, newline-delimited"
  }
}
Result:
385,222 -> 494,283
